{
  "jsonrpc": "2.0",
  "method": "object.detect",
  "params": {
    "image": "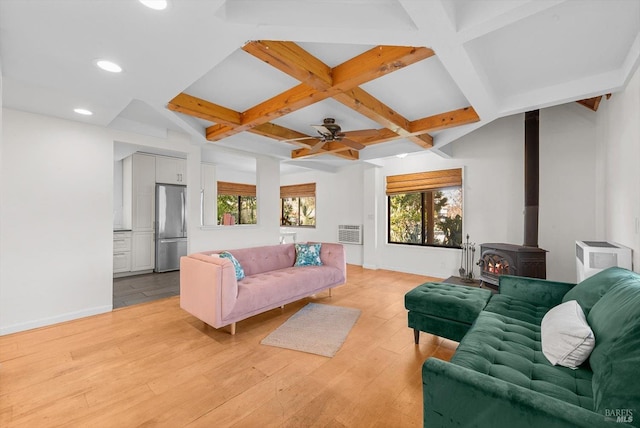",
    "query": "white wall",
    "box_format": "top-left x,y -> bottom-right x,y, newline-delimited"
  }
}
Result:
365,116 -> 526,279
113,160 -> 124,228
280,163 -> 366,265
188,155 -> 281,252
1,110 -> 114,334
0,109 -> 195,335
599,65 -> 640,271
539,104 -> 601,282
360,104 -> 601,282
